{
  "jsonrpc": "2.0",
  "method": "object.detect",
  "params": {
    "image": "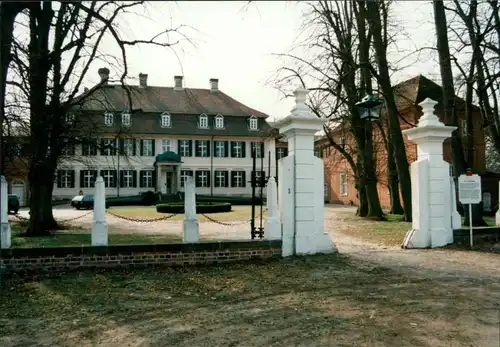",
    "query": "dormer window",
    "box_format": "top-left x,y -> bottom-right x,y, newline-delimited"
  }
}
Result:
104,112 -> 114,126
199,113 -> 208,129
215,114 -> 224,129
161,112 -> 171,127
65,113 -> 75,124
121,111 -> 131,126
249,116 -> 258,131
